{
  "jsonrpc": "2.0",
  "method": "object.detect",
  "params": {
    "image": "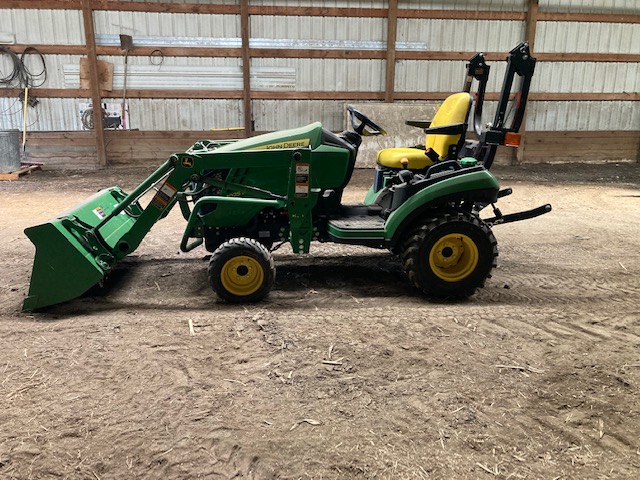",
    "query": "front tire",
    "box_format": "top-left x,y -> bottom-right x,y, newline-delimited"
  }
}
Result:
208,237 -> 275,303
401,212 -> 497,299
